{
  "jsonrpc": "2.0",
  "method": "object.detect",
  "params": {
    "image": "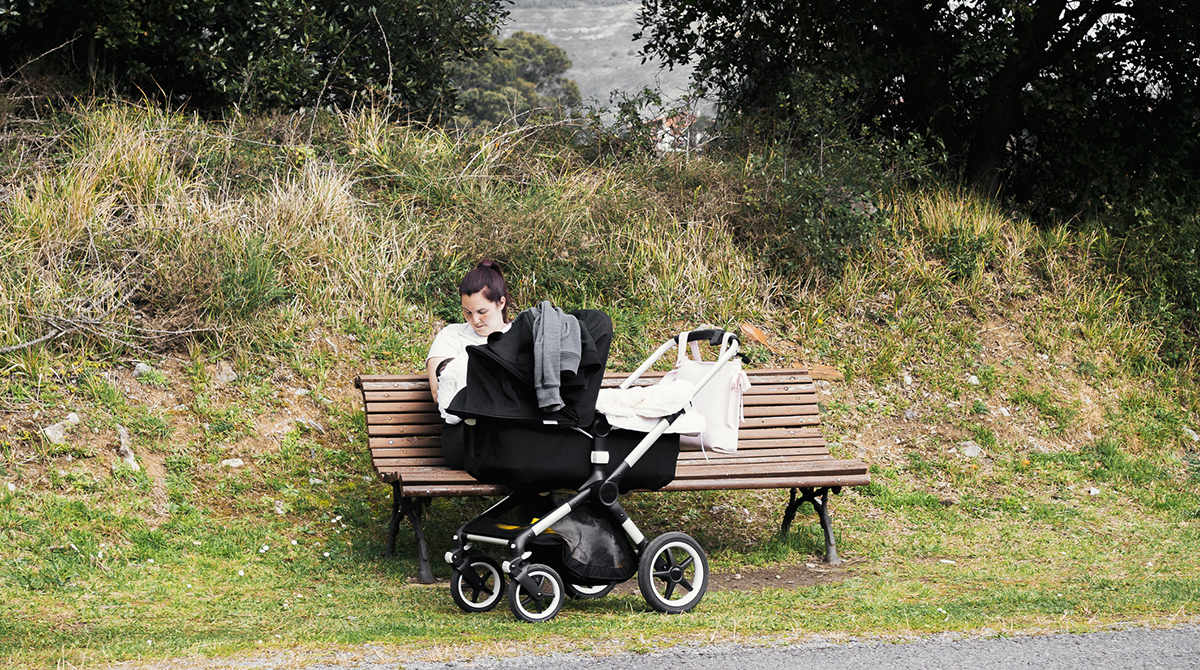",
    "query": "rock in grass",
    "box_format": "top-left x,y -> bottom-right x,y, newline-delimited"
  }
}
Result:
133,362 -> 153,379
958,440 -> 984,458
214,361 -> 237,384
220,458 -> 245,468
116,425 -> 140,471
41,413 -> 81,446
